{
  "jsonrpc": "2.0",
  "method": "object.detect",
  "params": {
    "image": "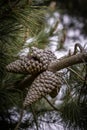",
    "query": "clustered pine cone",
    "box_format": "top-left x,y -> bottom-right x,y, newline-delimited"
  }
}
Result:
6,47 -> 57,74
6,47 -> 62,107
23,70 -> 62,107
6,57 -> 43,74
